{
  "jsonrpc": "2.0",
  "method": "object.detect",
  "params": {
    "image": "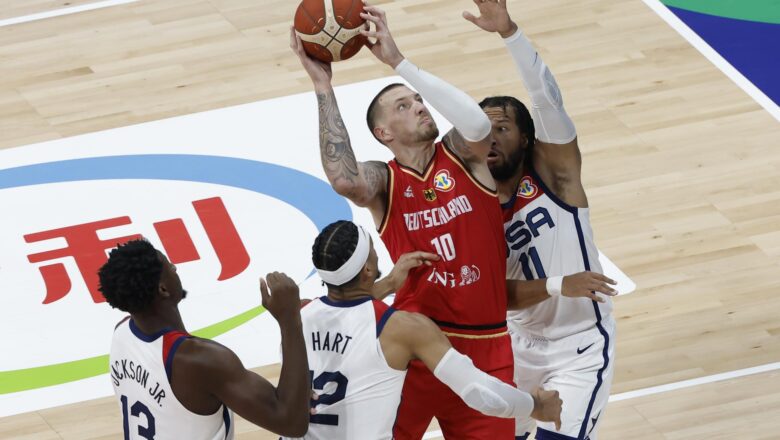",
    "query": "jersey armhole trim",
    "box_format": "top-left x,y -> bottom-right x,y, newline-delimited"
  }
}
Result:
114,316 -> 131,331
163,333 -> 192,382
440,142 -> 498,197
376,307 -> 397,338
529,167 -> 578,214
378,163 -> 394,236
222,405 -> 232,439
